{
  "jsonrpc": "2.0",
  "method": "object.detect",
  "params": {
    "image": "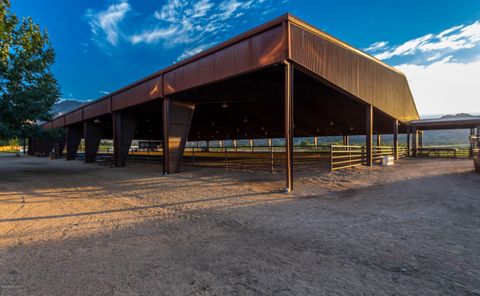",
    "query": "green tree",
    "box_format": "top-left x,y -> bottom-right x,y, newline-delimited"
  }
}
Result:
0,0 -> 60,146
